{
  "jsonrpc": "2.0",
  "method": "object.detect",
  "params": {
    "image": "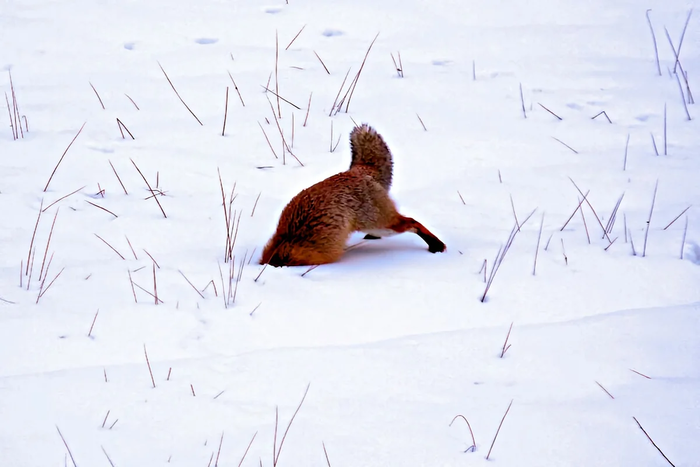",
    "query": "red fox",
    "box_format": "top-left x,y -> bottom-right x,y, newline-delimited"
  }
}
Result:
260,124 -> 446,266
